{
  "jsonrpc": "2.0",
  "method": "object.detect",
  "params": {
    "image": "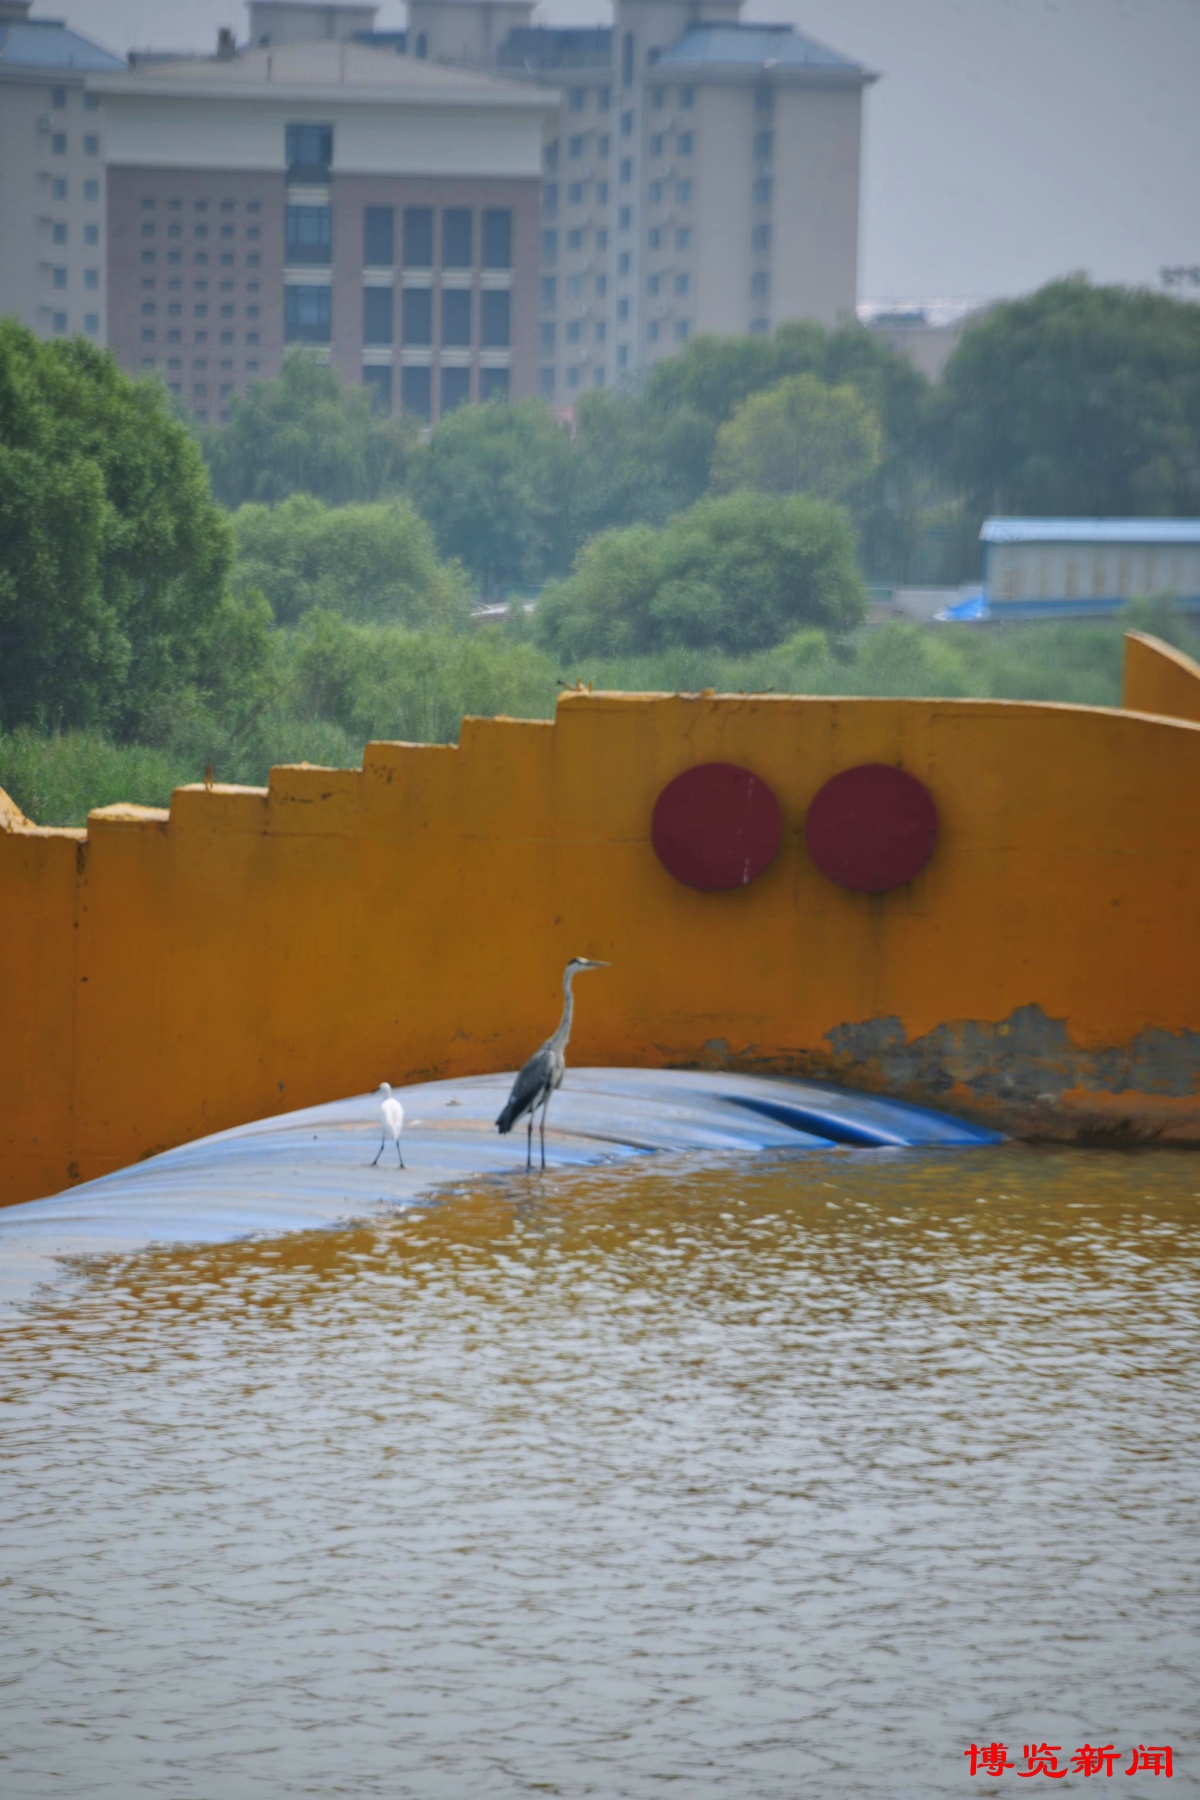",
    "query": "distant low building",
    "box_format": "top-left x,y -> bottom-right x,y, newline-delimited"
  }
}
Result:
979,519 -> 1200,618
858,298 -> 988,381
